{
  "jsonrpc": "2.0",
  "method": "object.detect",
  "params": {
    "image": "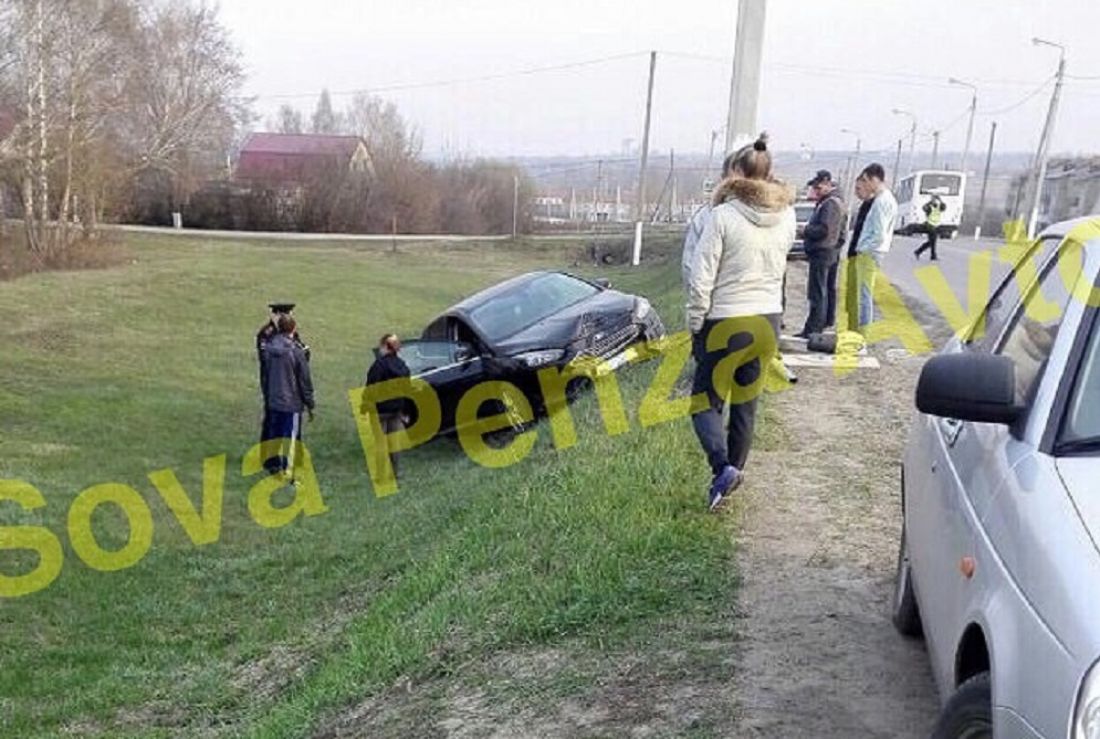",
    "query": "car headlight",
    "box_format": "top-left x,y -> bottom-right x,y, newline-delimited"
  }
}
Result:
632,297 -> 652,322
515,349 -> 565,368
1074,659 -> 1100,739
